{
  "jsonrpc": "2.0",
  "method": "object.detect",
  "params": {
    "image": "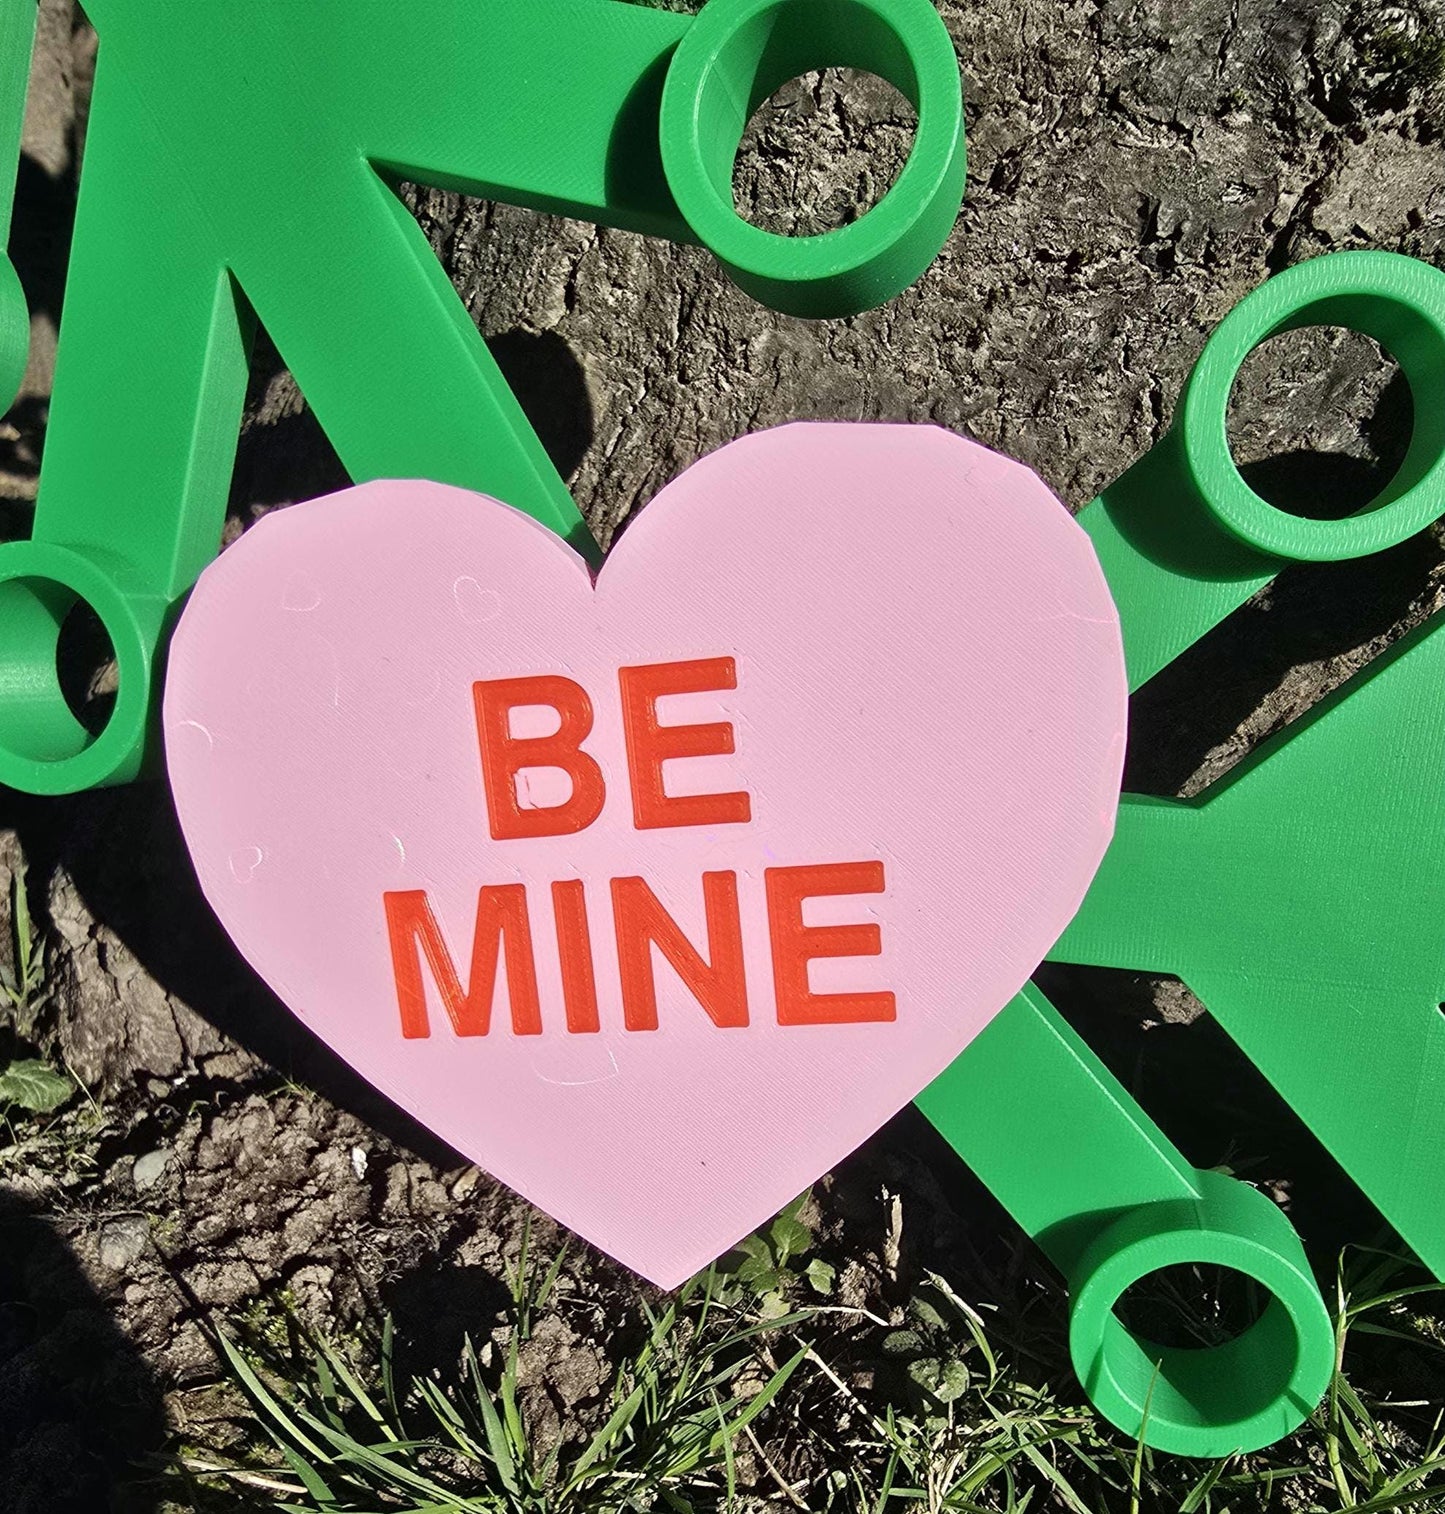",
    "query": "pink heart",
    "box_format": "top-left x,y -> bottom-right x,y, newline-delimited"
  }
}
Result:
164,424 -> 1125,1286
